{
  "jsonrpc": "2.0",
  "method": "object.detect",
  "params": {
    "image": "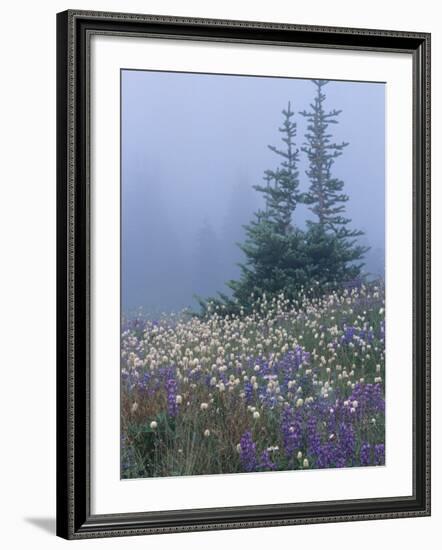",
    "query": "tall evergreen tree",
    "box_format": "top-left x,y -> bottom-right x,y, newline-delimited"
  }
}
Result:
300,79 -> 368,284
